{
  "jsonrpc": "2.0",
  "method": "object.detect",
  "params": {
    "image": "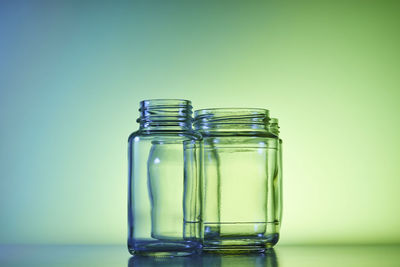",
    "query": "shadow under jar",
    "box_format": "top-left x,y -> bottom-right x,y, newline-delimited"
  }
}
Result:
194,109 -> 280,253
127,99 -> 202,256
